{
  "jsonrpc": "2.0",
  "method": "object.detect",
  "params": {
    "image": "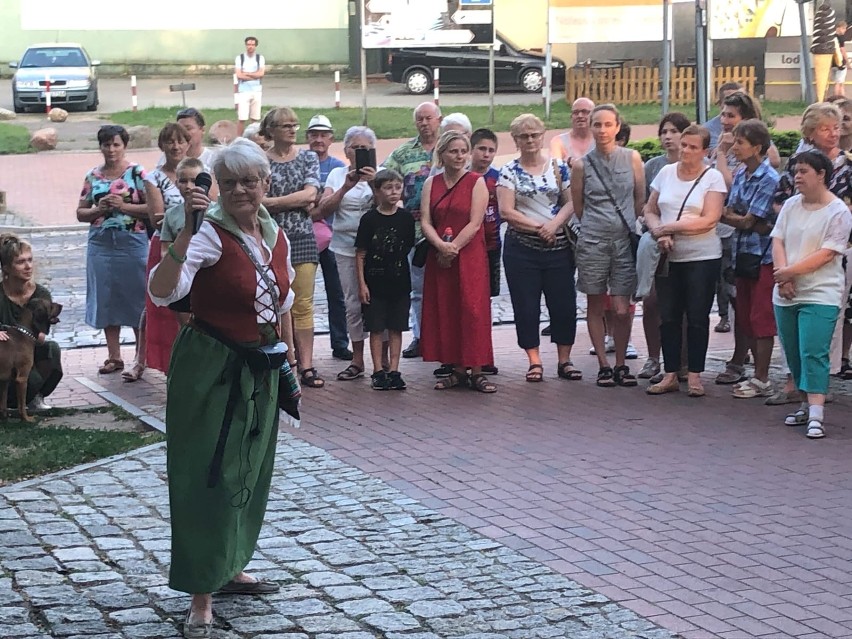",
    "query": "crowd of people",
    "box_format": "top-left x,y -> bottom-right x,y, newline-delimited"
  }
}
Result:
22,81 -> 844,637
59,88 -> 851,431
